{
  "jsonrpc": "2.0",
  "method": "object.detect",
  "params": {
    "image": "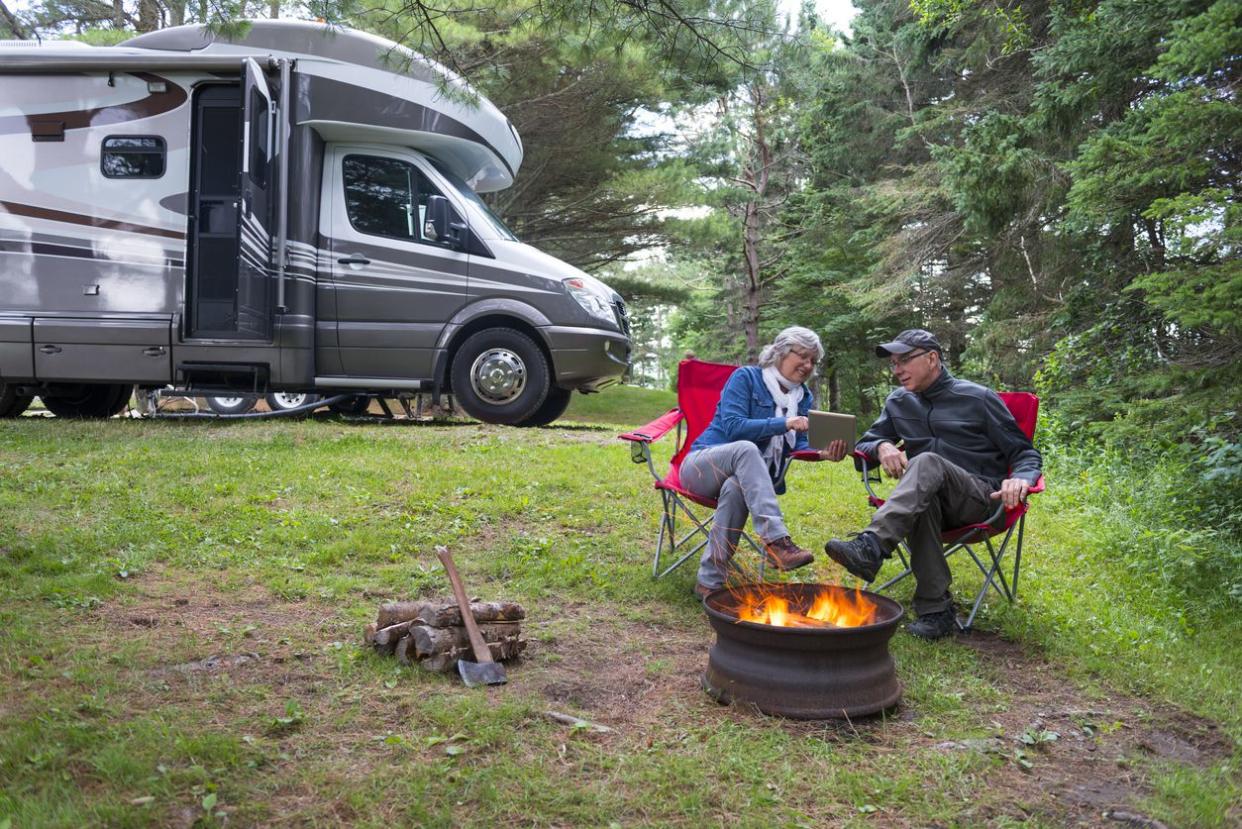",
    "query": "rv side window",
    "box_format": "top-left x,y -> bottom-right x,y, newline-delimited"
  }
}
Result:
101,136 -> 166,178
343,154 -> 457,246
249,89 -> 269,187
